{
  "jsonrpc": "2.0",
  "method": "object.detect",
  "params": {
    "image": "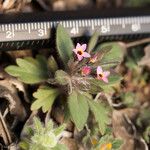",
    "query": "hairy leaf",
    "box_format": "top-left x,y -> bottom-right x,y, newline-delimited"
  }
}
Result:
95,42 -> 124,67
55,70 -> 70,85
88,100 -> 109,135
68,91 -> 89,130
33,117 -> 44,134
31,86 -> 59,113
5,55 -> 48,84
88,74 -> 122,93
56,24 -> 74,66
87,31 -> 99,53
45,120 -> 54,132
48,56 -> 58,74
53,124 -> 66,136
19,140 -> 30,150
